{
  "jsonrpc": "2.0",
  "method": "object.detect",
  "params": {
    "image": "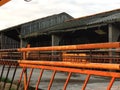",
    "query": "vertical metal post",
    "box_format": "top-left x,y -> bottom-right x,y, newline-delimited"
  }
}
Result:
63,72 -> 72,90
82,74 -> 91,90
23,44 -> 30,90
24,68 -> 27,90
9,65 -> 17,90
2,65 -> 11,90
17,68 -> 25,90
35,69 -> 44,90
107,77 -> 115,90
0,65 -> 5,81
23,70 -> 27,90
48,70 -> 56,90
23,52 -> 27,90
25,68 -> 34,90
